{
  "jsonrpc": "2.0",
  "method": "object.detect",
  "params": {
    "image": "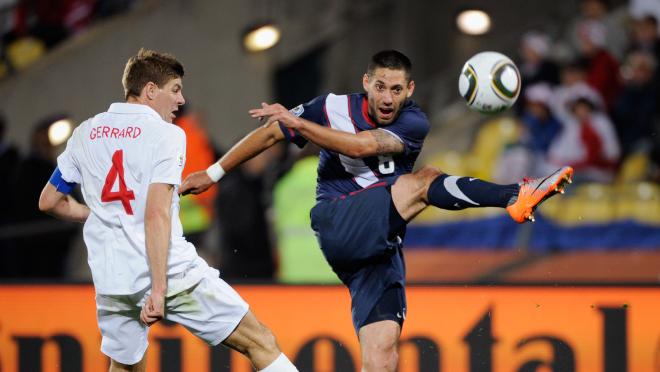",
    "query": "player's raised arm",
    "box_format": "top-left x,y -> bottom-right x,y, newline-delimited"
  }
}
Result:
297,122 -> 404,158
39,168 -> 90,223
180,119 -> 285,195
252,102 -> 404,158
